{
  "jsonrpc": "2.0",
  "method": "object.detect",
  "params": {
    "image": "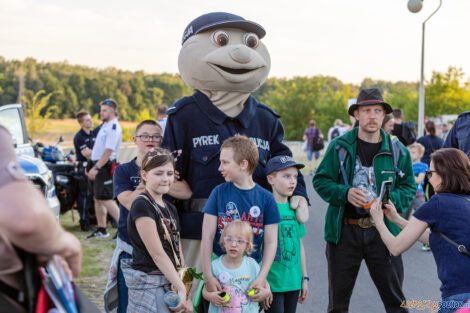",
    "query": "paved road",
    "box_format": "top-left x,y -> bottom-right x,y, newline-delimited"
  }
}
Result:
297,174 -> 441,313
